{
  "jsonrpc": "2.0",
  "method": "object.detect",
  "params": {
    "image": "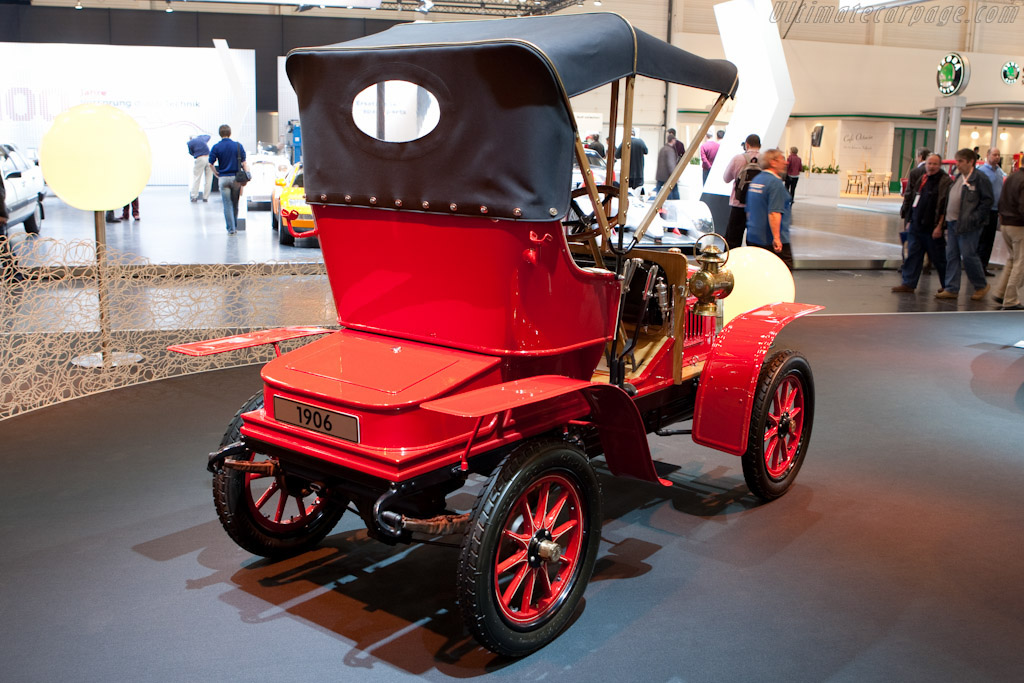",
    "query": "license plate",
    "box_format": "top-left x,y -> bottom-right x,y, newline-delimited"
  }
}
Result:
273,396 -> 359,442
